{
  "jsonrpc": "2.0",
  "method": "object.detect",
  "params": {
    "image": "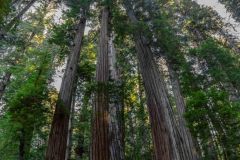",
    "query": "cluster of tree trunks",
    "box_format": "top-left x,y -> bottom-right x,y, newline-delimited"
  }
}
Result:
1,0 -> 239,159
0,0 -> 206,160
124,1 -> 199,159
